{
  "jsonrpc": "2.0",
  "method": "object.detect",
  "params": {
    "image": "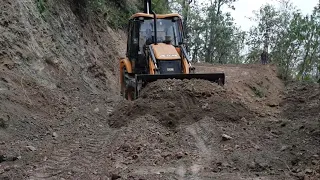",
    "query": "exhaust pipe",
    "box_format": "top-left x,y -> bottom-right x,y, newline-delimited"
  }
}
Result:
152,11 -> 157,45
144,0 -> 151,14
144,0 -> 157,44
